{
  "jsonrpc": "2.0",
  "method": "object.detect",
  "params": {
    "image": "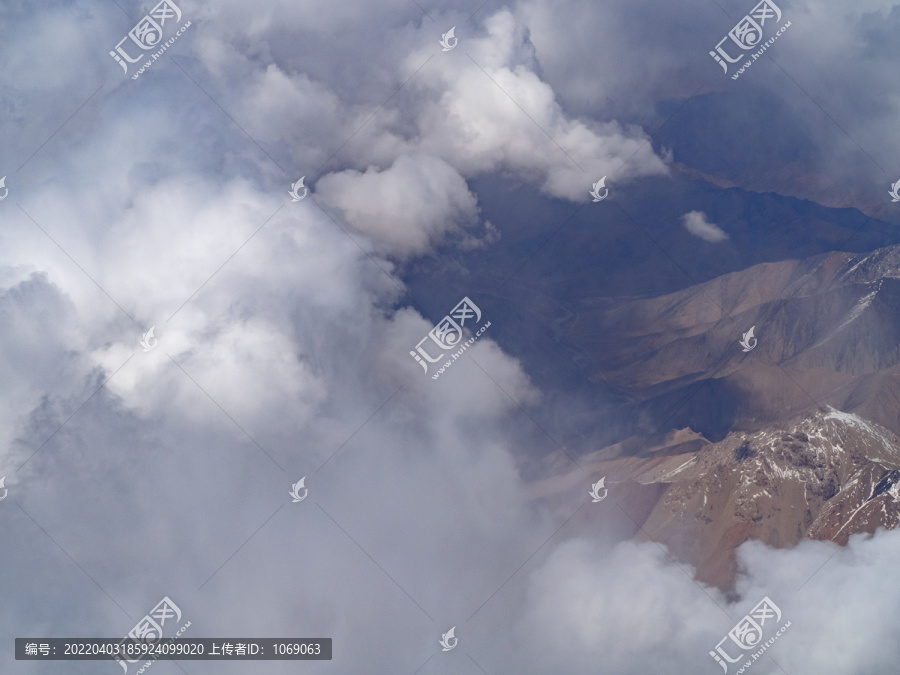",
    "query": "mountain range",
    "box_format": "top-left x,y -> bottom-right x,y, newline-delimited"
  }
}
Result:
402,174 -> 900,588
